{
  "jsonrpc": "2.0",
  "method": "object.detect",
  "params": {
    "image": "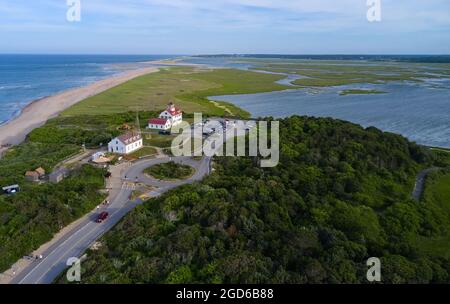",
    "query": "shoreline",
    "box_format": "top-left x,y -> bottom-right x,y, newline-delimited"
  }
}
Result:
0,95 -> 50,128
0,64 -> 164,156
